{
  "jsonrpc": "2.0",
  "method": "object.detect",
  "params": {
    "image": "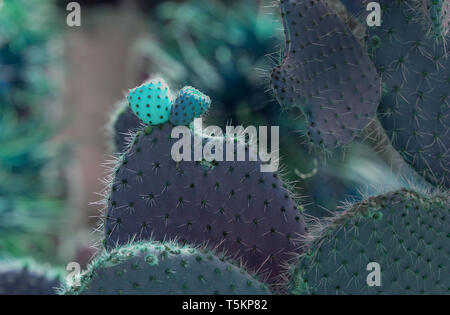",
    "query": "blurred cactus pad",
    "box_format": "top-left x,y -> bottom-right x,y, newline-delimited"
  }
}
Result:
0,259 -> 62,295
